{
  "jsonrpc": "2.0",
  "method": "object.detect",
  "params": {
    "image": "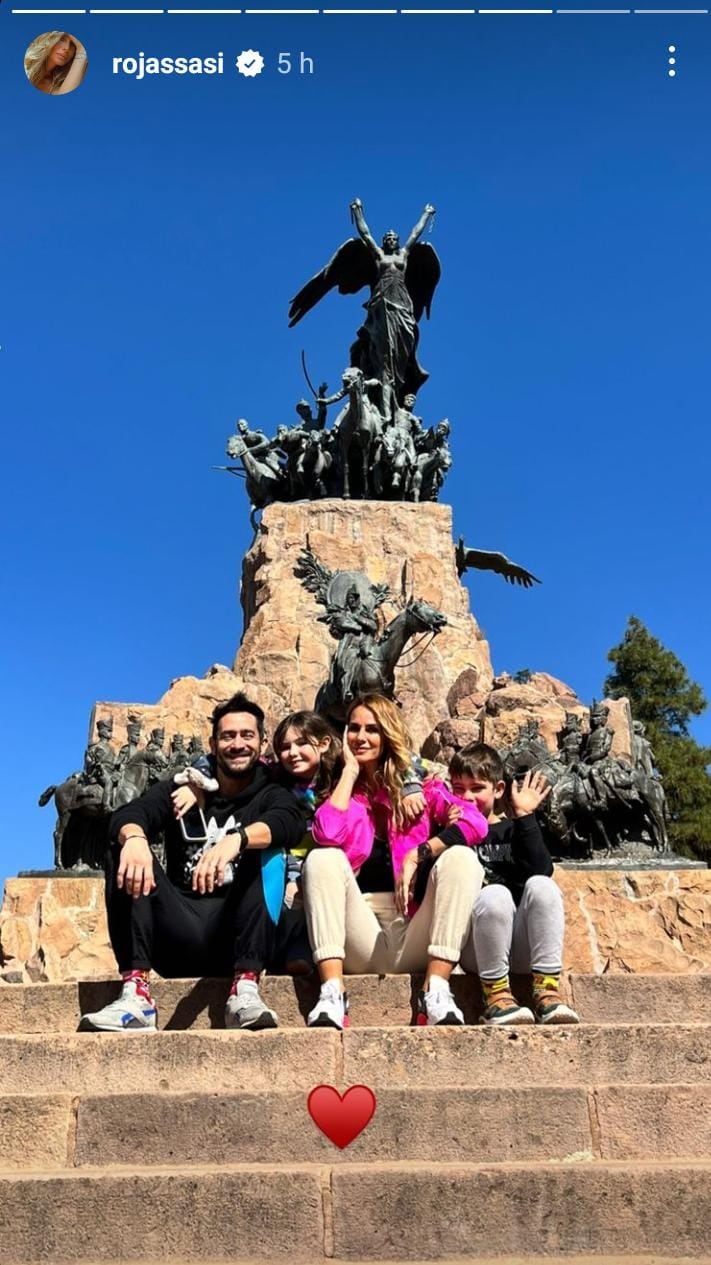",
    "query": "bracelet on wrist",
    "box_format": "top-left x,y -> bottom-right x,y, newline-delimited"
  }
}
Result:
225,825 -> 249,853
123,833 -> 148,844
